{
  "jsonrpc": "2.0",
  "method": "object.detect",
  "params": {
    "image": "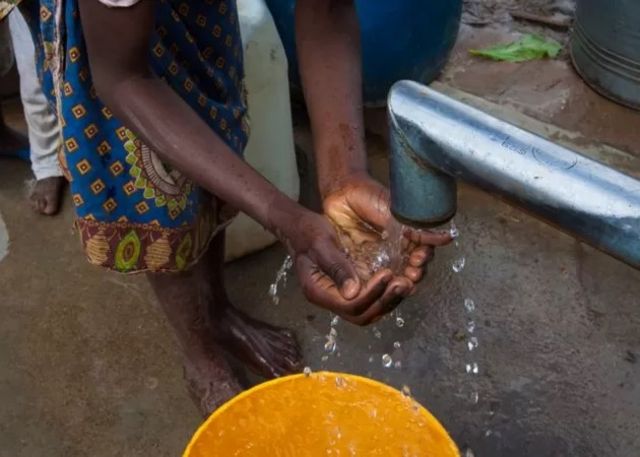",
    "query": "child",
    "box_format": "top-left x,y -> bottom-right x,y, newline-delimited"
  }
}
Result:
2,0 -> 450,415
